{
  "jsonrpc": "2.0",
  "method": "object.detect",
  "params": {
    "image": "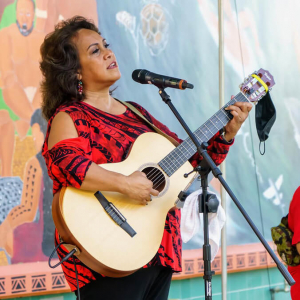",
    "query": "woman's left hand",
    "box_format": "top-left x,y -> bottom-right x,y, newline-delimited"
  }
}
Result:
223,97 -> 252,141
